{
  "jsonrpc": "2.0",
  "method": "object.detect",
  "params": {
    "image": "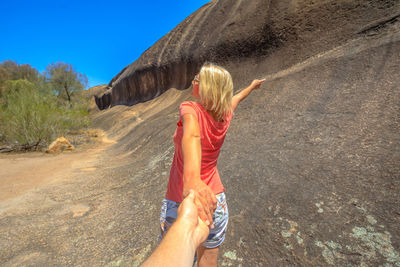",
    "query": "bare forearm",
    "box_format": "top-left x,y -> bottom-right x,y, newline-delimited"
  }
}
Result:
142,191 -> 209,267
182,134 -> 202,196
235,85 -> 254,102
141,219 -> 196,267
232,86 -> 254,111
